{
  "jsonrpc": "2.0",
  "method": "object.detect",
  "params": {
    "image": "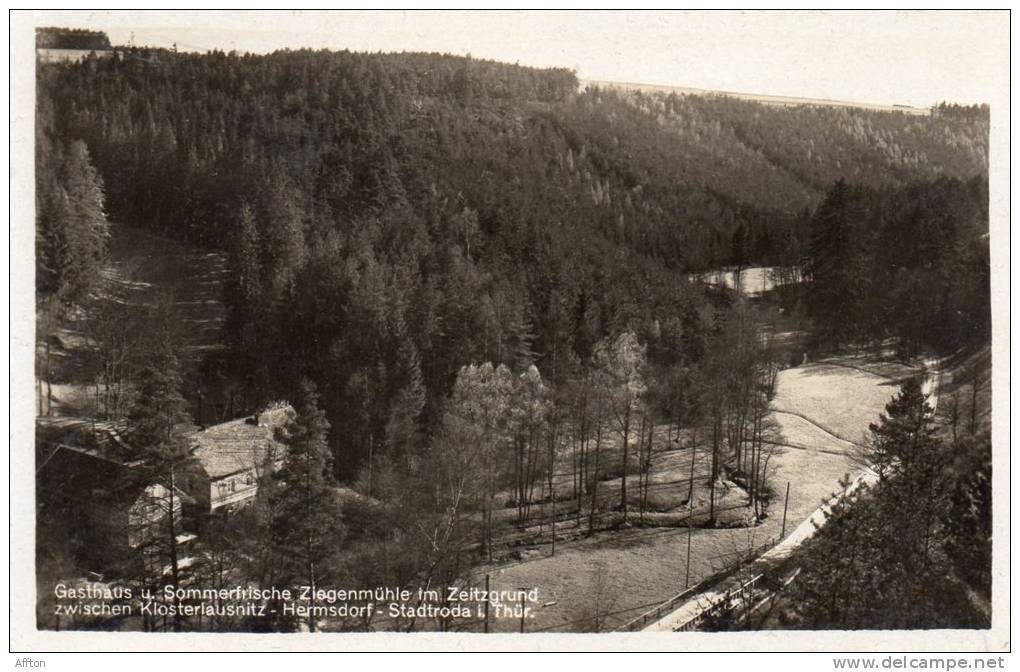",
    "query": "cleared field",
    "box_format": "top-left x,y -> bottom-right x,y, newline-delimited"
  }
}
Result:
771,412 -> 856,455
823,354 -> 922,382
485,444 -> 853,632
771,363 -> 900,445
475,359 -> 903,632
484,433 -> 752,555
697,266 -> 799,297
102,223 -> 228,360
38,224 -> 228,419
582,80 -> 930,115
